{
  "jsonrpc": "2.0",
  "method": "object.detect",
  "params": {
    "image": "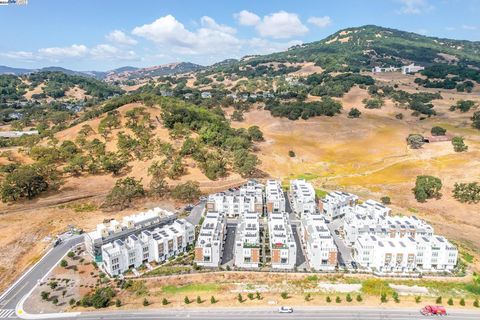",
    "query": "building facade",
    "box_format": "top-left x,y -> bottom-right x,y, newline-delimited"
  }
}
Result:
265,180 -> 285,214
300,211 -> 337,270
101,219 -> 194,276
194,211 -> 227,267
290,179 -> 316,218
321,191 -> 358,222
268,211 -> 297,269
234,212 -> 261,268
